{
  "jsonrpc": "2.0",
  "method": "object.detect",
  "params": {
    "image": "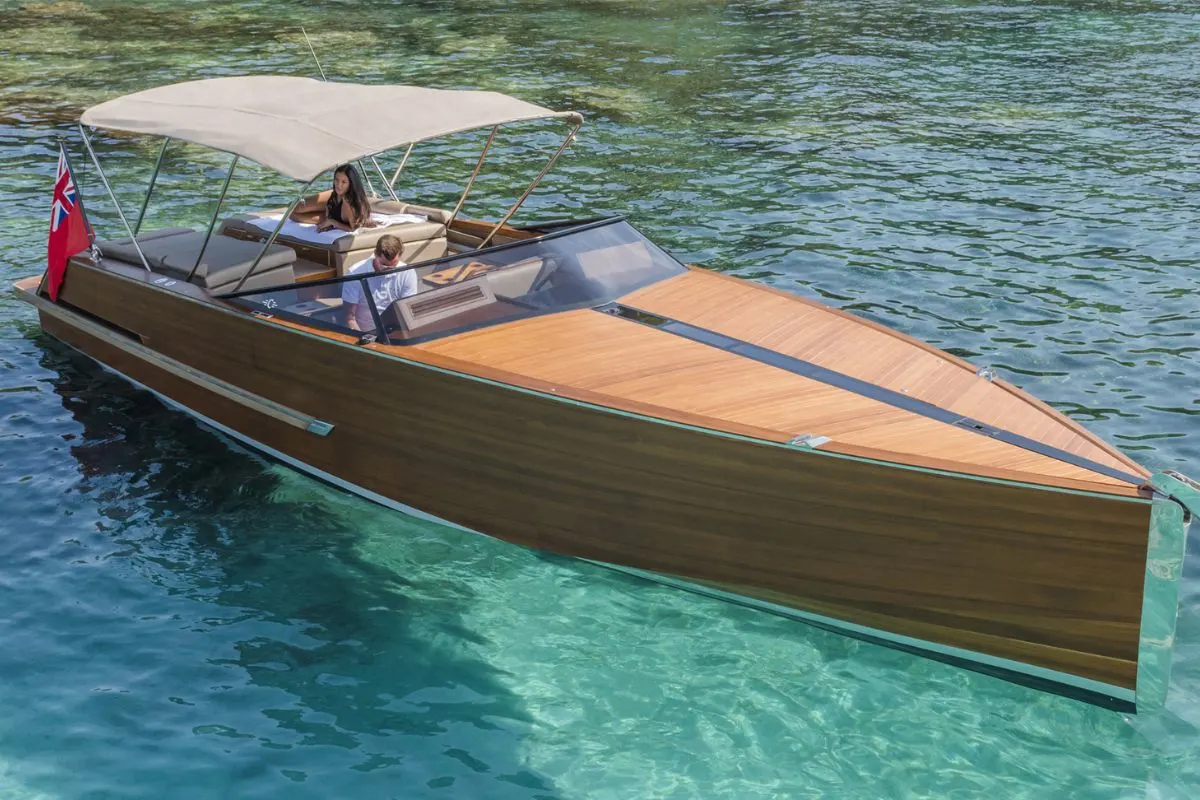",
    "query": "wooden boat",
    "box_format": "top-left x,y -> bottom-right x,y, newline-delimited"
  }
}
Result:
14,76 -> 1197,712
